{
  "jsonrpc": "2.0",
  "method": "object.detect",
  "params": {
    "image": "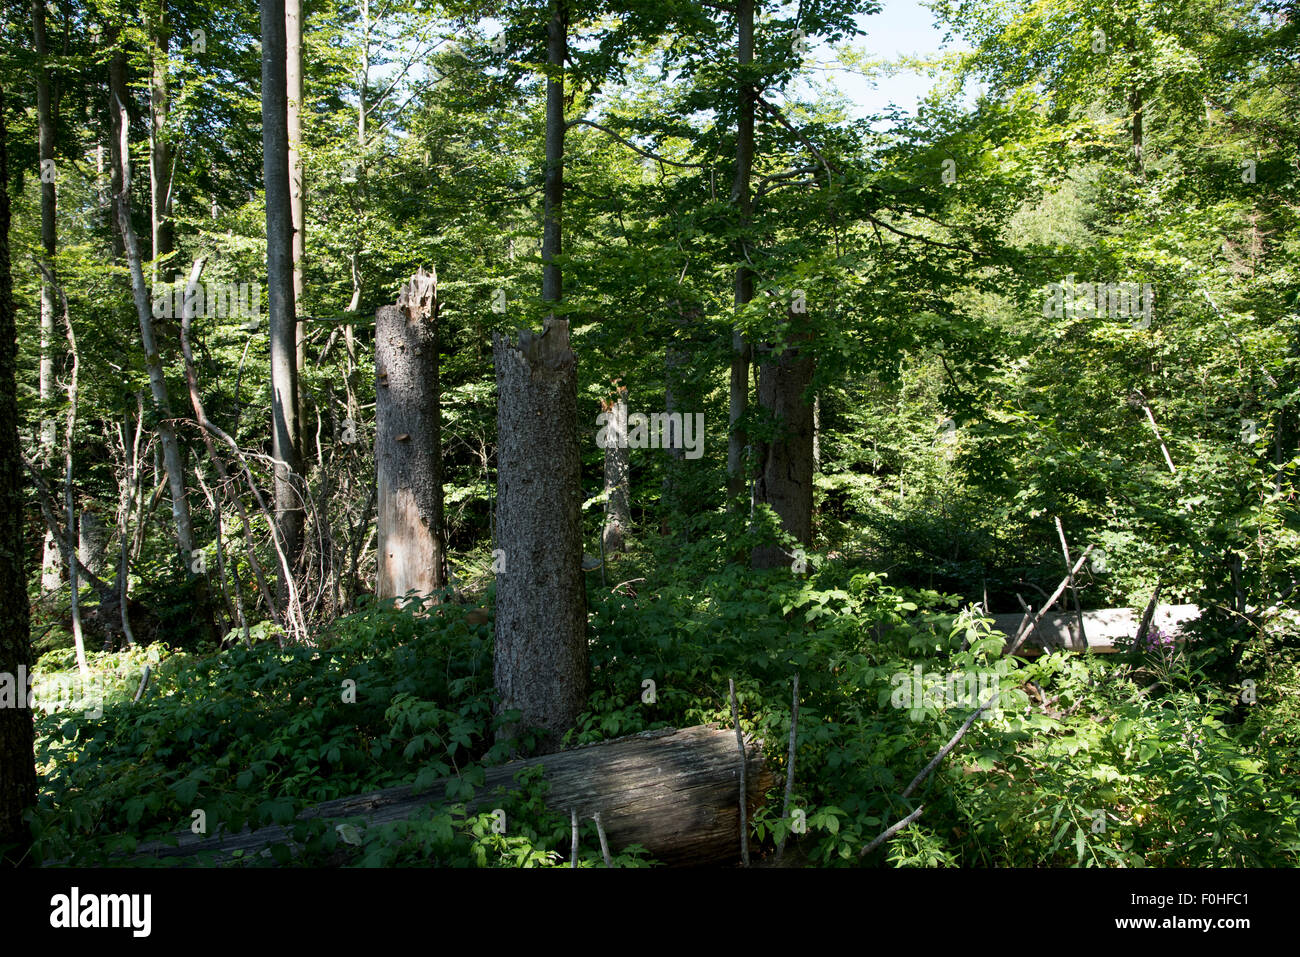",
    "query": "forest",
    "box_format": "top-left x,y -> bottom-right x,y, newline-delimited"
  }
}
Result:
0,0 -> 1296,873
